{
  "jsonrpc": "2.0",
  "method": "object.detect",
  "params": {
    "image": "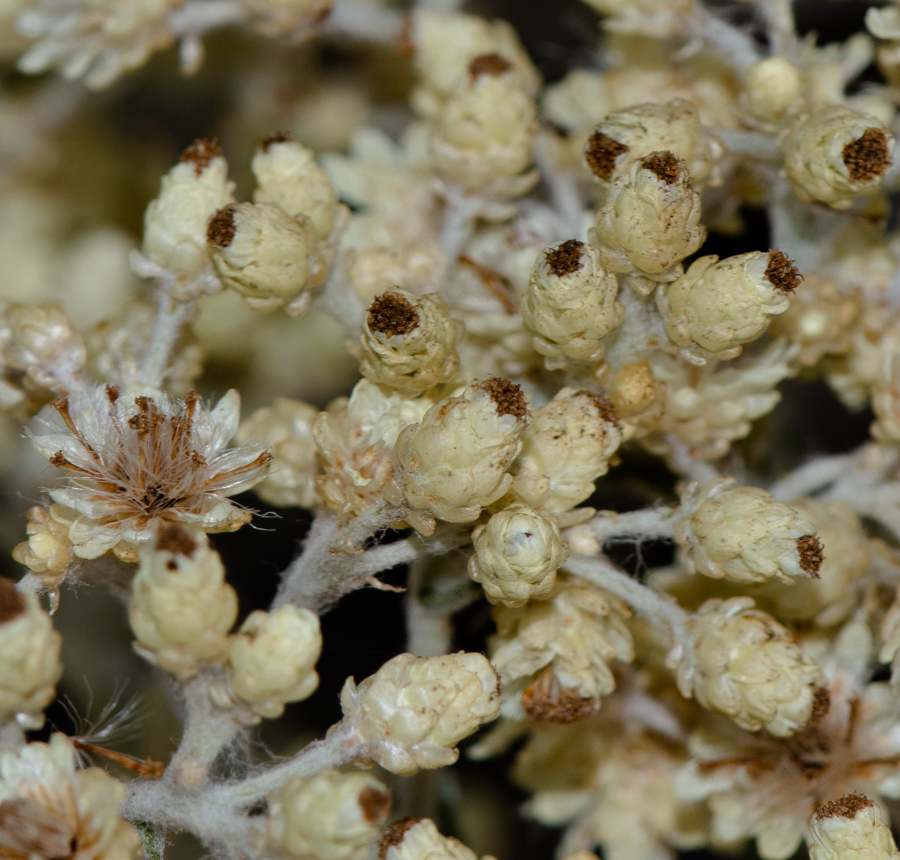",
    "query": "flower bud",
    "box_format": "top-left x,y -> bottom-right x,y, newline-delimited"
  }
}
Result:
130,525 -> 238,680
680,596 -> 825,736
782,106 -> 894,209
428,60 -> 538,193
607,361 -> 664,440
674,477 -> 823,585
4,303 -> 87,390
469,504 -> 568,607
0,577 -> 62,727
340,652 -> 500,775
741,57 -> 805,125
660,250 -> 799,360
13,505 -> 73,589
511,388 -> 622,521
267,770 -> 391,860
227,605 -> 322,719
521,240 -> 624,367
142,140 -> 235,295
355,290 -> 463,395
252,133 -> 341,239
237,398 -> 319,509
584,99 -> 720,188
810,795 -> 900,860
207,202 -> 328,316
379,818 -> 479,860
386,378 -> 530,535
593,151 -> 705,277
